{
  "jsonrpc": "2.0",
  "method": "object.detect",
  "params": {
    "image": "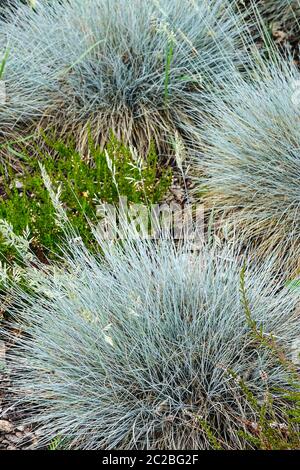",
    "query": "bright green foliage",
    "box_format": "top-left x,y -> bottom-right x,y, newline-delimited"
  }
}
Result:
0,135 -> 172,260
48,436 -> 63,451
0,46 -> 9,79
